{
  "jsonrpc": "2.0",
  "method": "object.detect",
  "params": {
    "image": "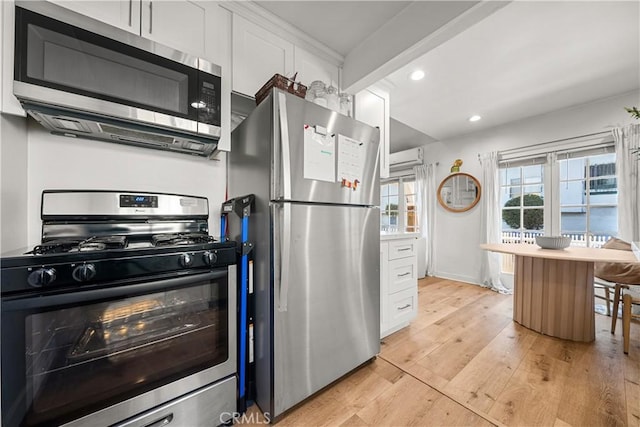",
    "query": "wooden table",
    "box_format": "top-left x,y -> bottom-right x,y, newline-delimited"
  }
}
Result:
481,243 -> 640,342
